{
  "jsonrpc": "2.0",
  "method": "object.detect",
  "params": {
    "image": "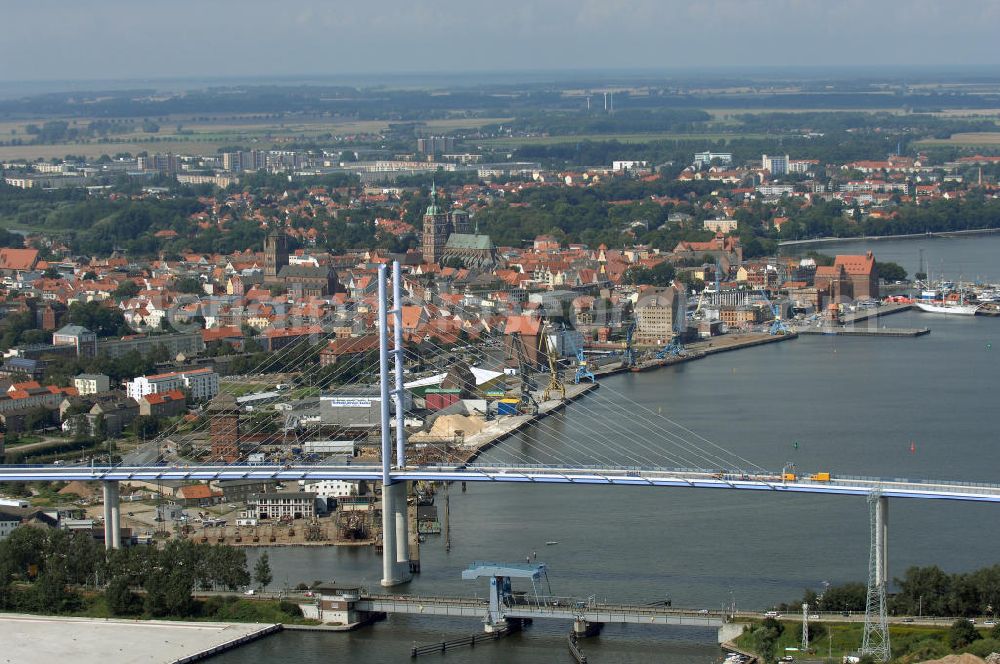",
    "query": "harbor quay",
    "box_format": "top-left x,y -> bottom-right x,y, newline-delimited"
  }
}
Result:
0,614 -> 280,664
